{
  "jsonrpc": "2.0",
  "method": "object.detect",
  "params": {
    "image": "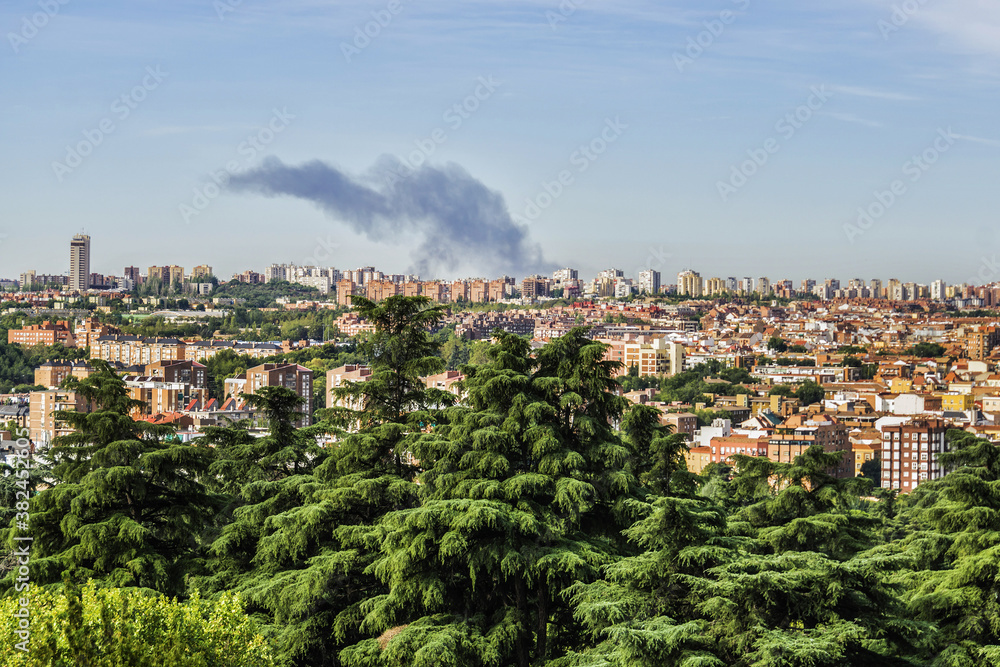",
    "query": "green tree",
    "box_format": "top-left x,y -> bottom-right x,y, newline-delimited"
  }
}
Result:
340,329 -> 635,667
877,430 -> 1000,663
767,336 -> 788,353
906,342 -> 946,358
794,380 -> 825,406
7,361 -> 223,595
